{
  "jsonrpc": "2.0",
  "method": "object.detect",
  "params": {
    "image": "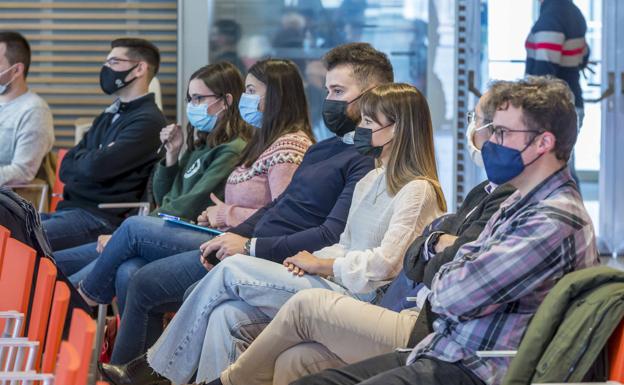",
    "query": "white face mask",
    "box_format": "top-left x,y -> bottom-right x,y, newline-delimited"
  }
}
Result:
0,65 -> 16,95
466,120 -> 491,168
